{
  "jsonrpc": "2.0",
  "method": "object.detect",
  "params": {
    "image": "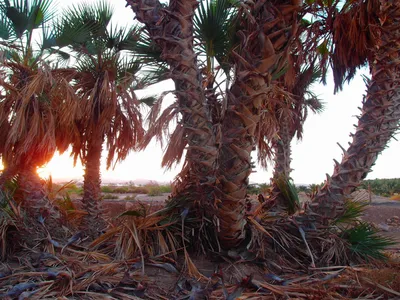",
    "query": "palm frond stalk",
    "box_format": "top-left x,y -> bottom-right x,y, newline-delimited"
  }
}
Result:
310,0 -> 400,222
